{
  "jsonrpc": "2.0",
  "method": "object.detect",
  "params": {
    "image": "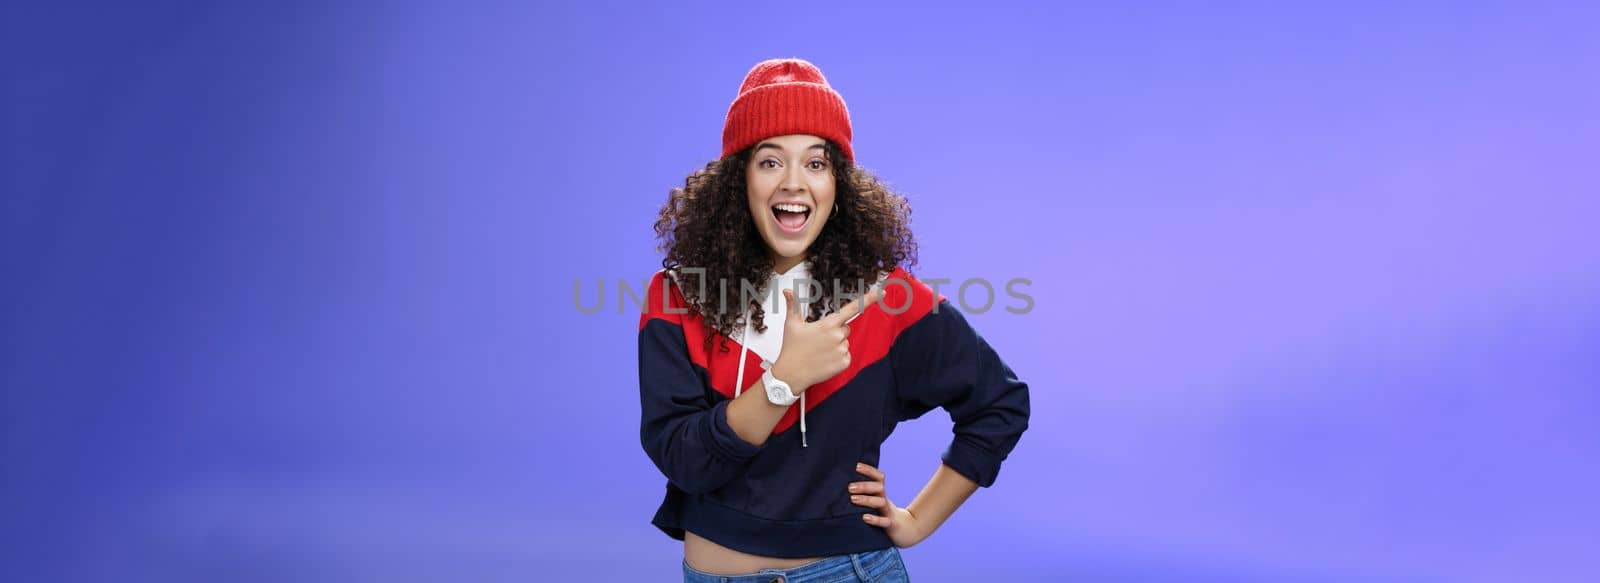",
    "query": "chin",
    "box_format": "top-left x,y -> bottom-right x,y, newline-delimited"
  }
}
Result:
772,249 -> 806,262
767,241 -> 812,262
